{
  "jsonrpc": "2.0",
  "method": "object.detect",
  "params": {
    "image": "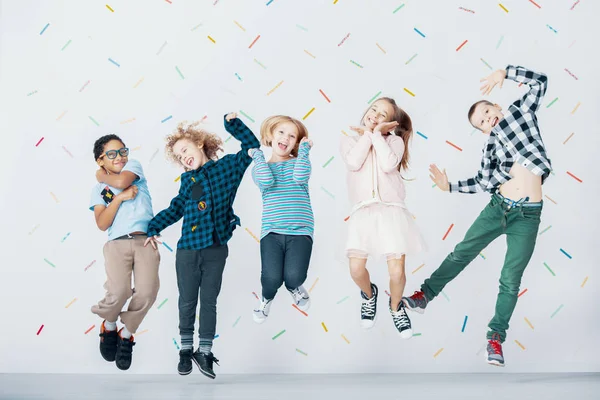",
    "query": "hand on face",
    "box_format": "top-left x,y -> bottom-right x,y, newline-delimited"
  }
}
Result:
374,121 -> 399,134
